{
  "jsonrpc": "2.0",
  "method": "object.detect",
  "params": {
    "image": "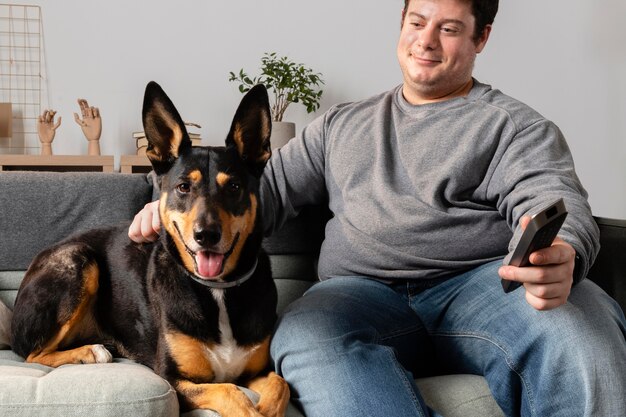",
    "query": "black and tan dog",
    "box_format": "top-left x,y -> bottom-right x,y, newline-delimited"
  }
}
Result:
11,82 -> 289,417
